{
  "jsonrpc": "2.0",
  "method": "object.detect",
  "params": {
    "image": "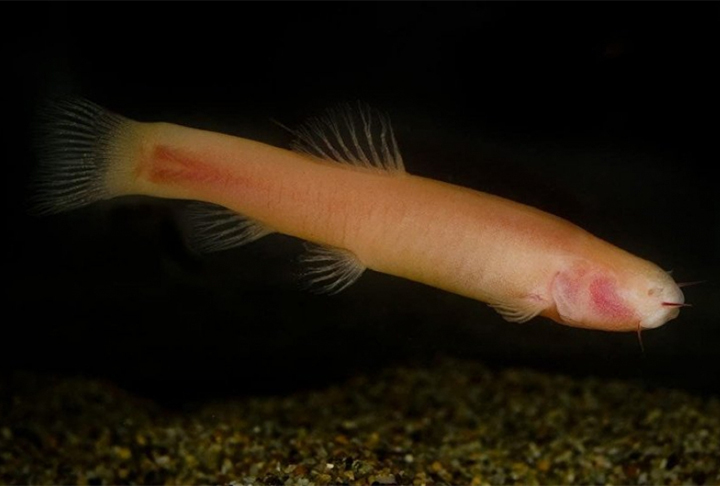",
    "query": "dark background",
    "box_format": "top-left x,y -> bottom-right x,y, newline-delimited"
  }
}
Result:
3,3 -> 718,402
